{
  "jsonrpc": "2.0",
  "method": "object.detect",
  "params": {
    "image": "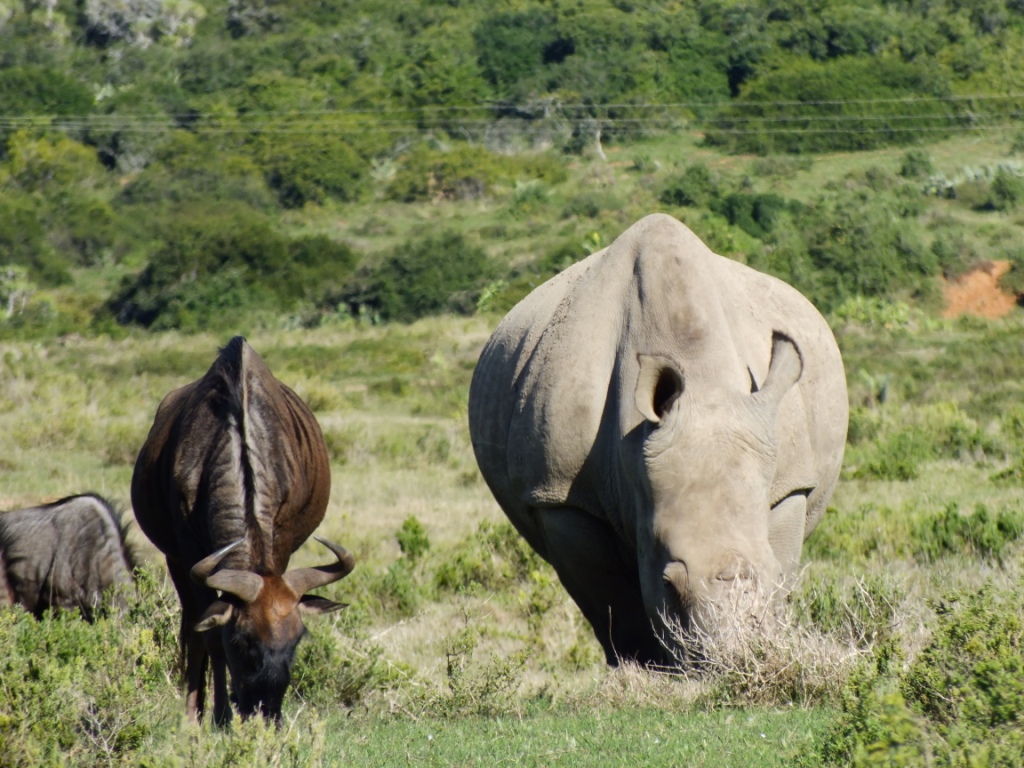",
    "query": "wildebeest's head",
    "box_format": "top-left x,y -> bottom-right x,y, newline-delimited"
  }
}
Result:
190,537 -> 354,720
632,333 -> 809,658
